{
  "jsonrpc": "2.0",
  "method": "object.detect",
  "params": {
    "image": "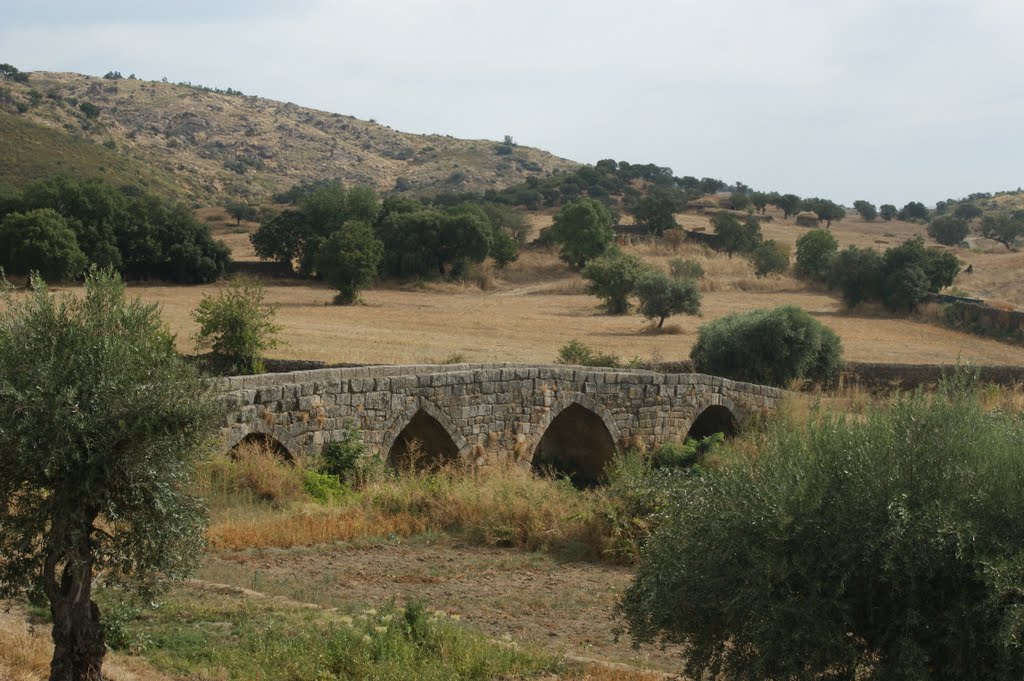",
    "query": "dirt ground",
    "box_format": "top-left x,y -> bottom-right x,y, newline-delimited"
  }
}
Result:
199,538 -> 687,674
